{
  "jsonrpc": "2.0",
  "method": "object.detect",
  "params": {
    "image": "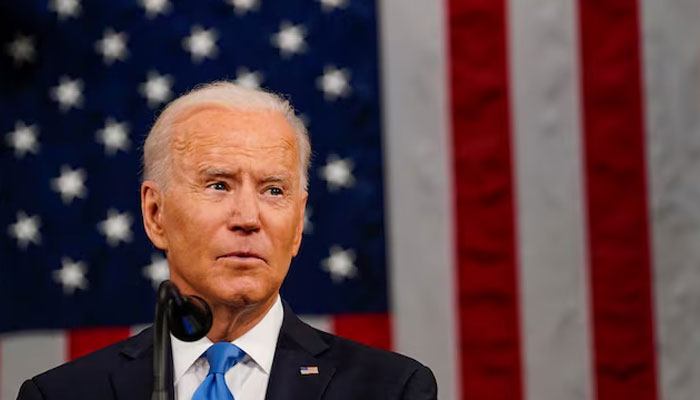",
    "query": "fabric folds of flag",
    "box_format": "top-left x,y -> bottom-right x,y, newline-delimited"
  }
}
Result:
2,1 -> 700,400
